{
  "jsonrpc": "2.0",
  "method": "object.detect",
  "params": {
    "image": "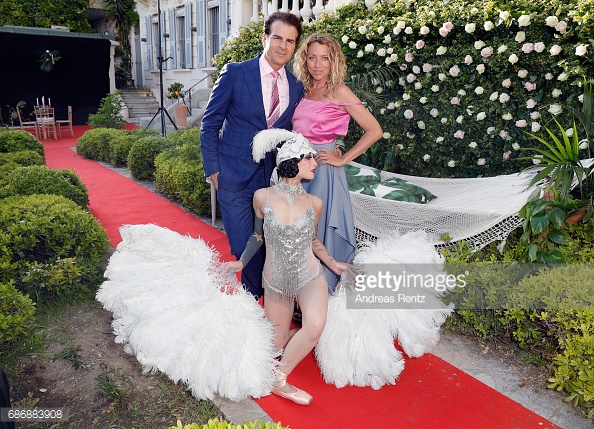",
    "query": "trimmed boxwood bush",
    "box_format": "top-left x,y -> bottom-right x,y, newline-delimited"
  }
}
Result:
76,128 -> 126,162
155,128 -> 212,215
0,194 -> 109,301
0,129 -> 44,157
0,166 -> 89,208
0,150 -> 45,167
0,280 -> 36,344
128,135 -> 173,181
109,128 -> 160,167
